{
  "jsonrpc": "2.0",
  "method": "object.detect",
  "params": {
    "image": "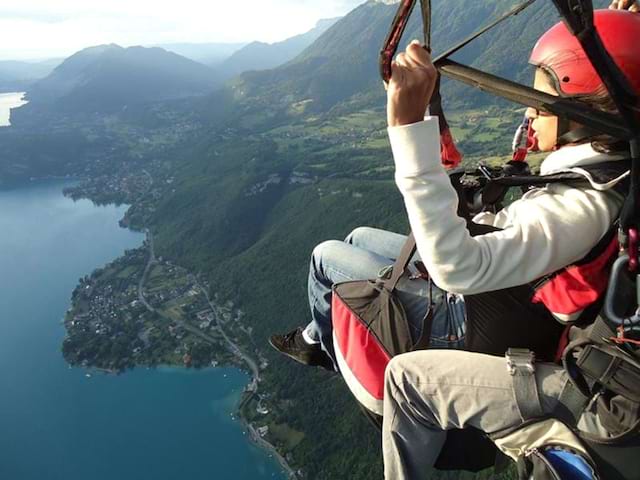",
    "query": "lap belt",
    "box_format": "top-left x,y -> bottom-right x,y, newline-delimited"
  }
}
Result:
506,348 -> 544,421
